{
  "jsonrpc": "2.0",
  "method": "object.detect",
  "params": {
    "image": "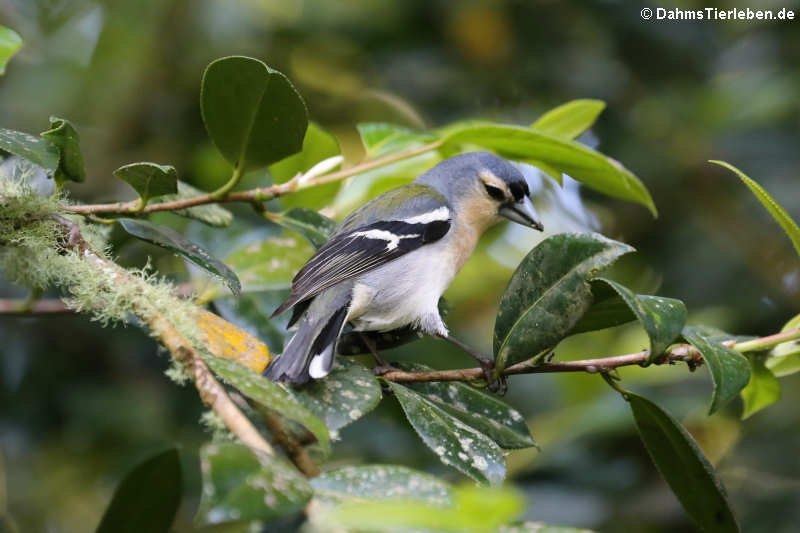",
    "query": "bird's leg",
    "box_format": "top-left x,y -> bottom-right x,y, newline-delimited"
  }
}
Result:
437,334 -> 507,394
359,333 -> 399,376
